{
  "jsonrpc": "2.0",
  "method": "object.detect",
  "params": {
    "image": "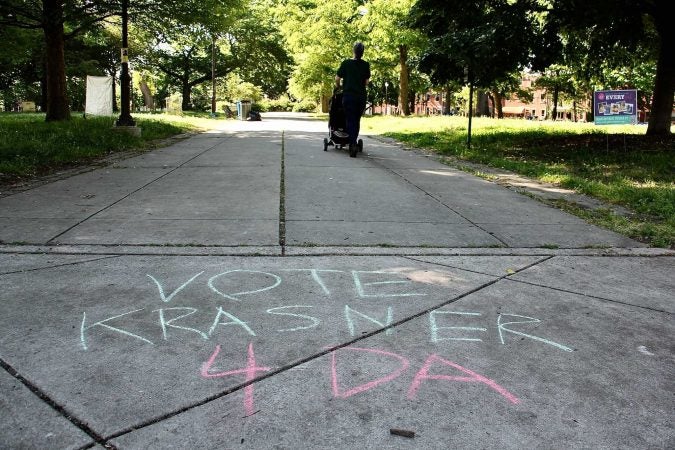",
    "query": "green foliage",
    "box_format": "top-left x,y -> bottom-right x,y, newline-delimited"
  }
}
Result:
0,27 -> 43,108
222,74 -> 263,103
134,0 -> 289,110
276,0 -> 369,100
409,0 -> 536,88
0,113 -> 196,178
258,95 -> 294,112
292,99 -> 318,112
